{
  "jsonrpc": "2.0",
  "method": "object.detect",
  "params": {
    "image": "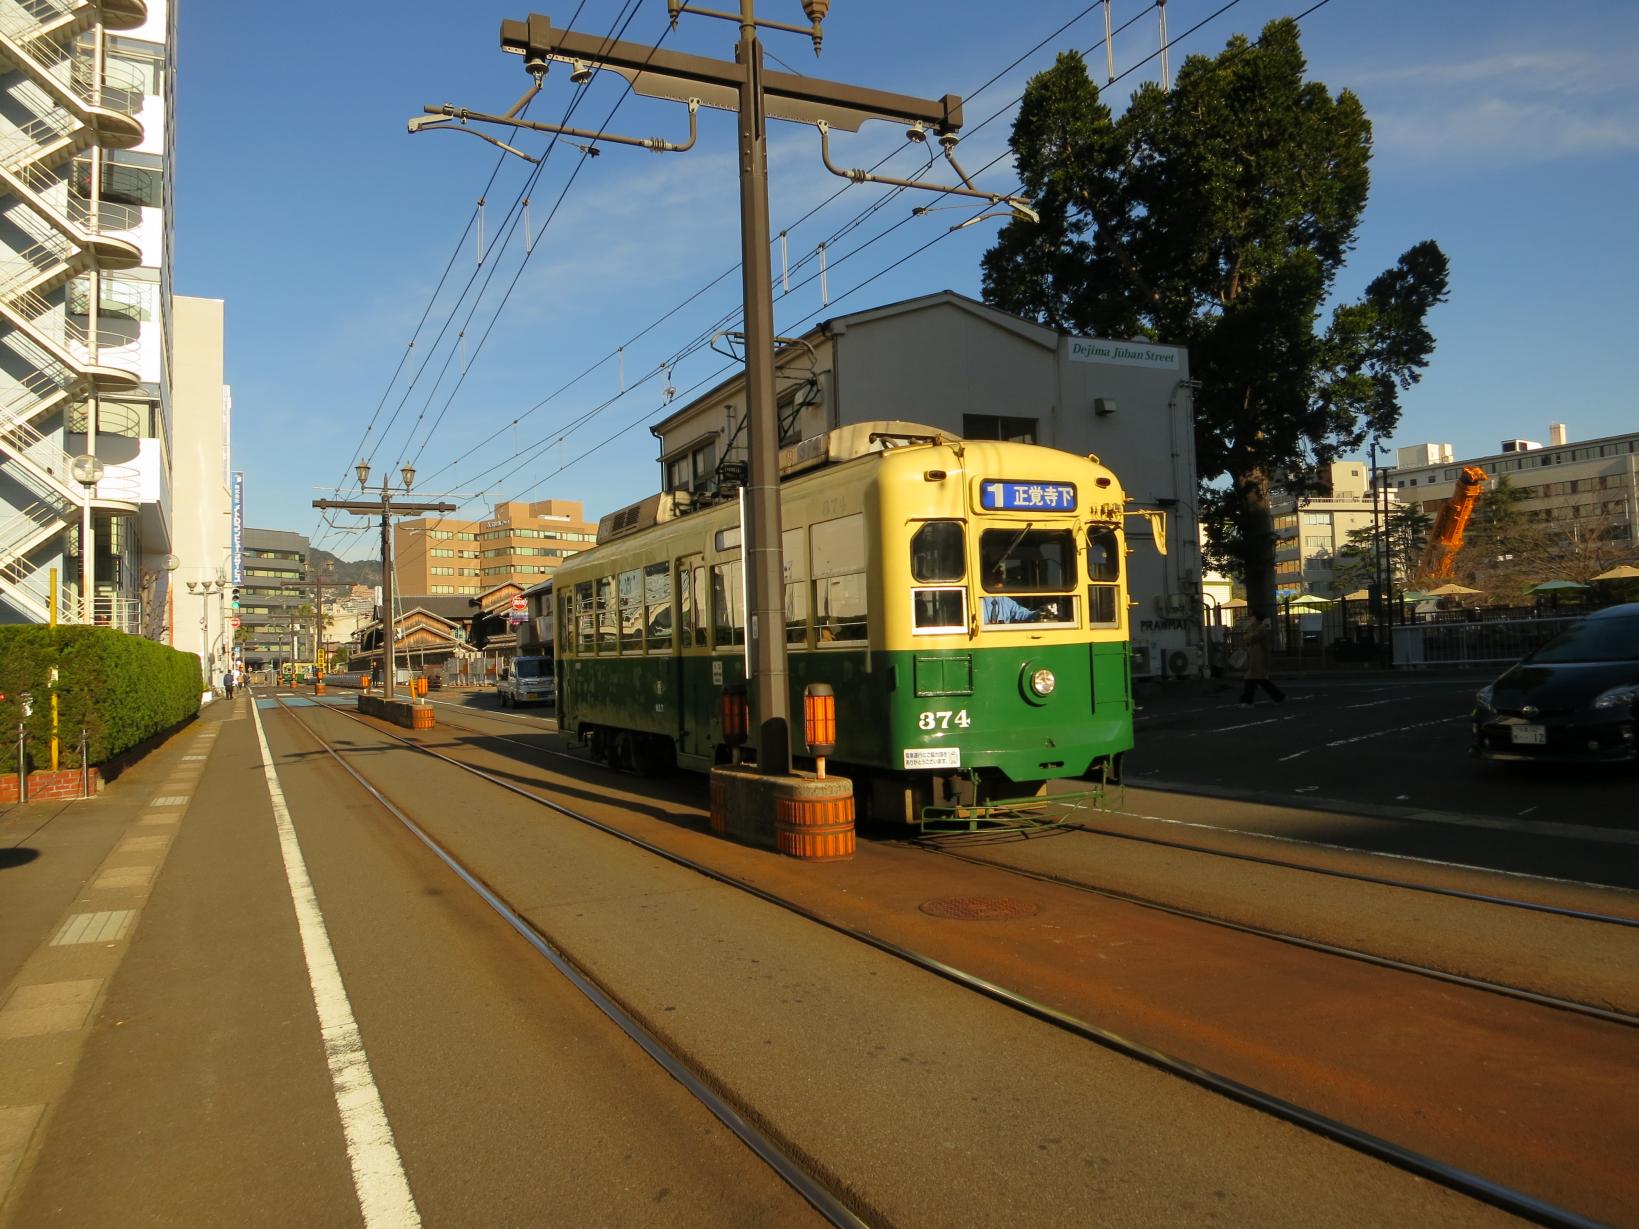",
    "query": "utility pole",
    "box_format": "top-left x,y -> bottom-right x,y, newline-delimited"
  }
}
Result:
315,463 -> 454,701
286,580 -> 339,675
422,4 -> 1028,772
